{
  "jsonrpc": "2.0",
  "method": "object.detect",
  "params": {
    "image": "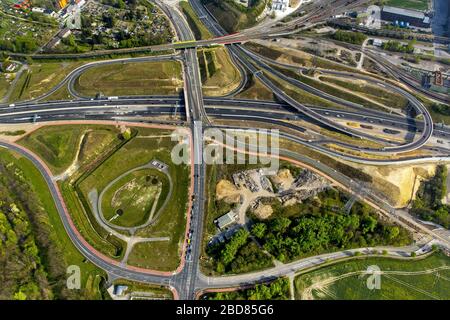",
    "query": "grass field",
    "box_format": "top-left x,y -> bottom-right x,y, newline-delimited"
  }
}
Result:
203,0 -> 269,32
75,126 -> 189,270
295,251 -> 450,300
0,73 -> 12,100
19,124 -> 190,271
245,42 -> 357,73
41,85 -> 75,102
101,168 -> 169,228
129,161 -> 189,270
112,279 -> 173,299
8,61 -> 83,102
0,149 -> 107,299
19,125 -> 90,175
271,64 -> 391,112
385,0 -> 429,11
320,76 -> 409,110
20,125 -> 131,259
180,1 -> 213,40
235,75 -> 275,101
266,72 -> 346,110
198,48 -> 241,96
19,125 -> 121,175
74,61 -> 183,97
